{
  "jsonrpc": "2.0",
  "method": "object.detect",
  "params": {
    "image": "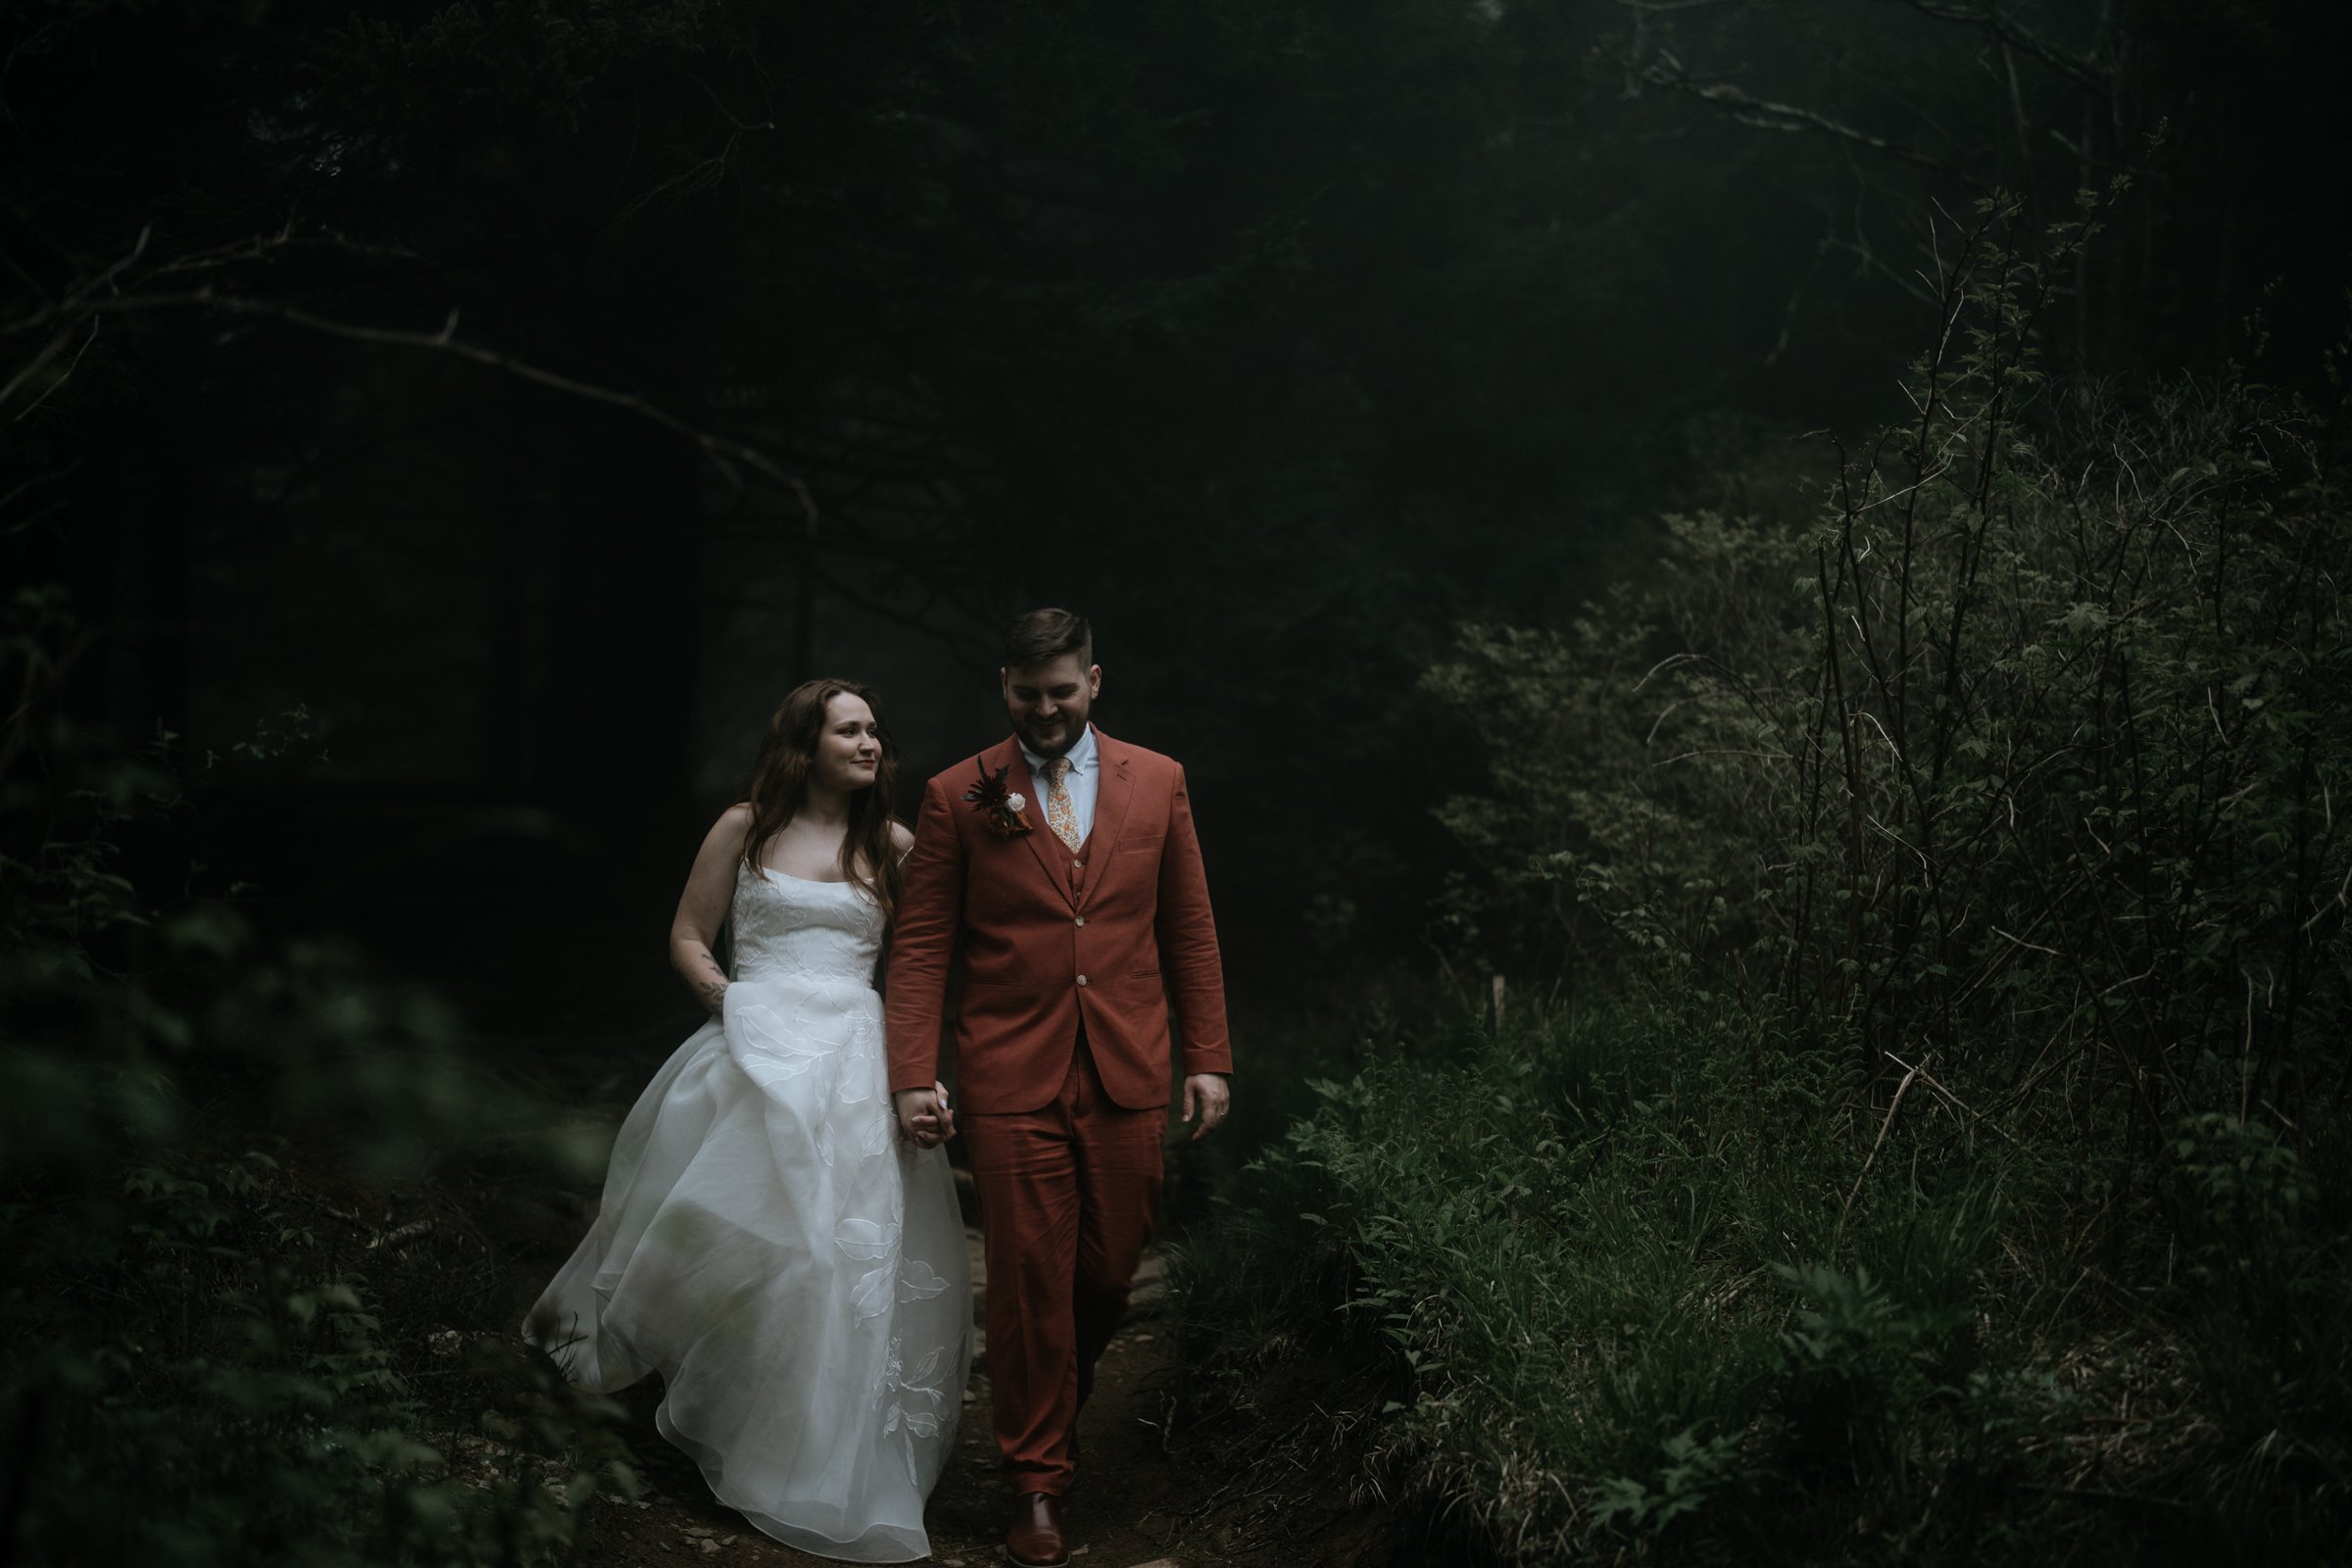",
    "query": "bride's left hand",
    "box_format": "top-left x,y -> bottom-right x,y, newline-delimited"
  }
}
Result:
894,1082 -> 956,1148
